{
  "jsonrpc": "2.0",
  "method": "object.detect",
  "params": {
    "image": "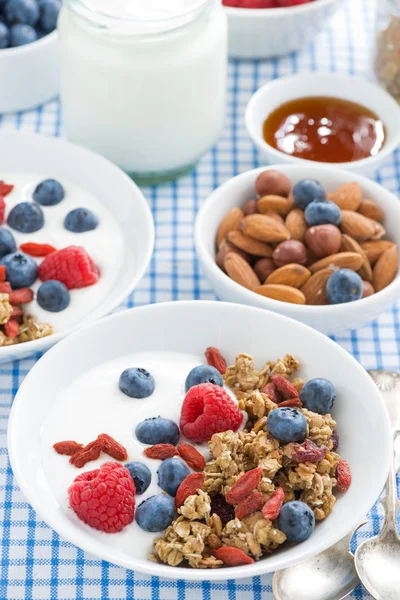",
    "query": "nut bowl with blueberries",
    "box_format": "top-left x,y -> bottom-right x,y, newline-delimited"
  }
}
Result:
195,165 -> 400,335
